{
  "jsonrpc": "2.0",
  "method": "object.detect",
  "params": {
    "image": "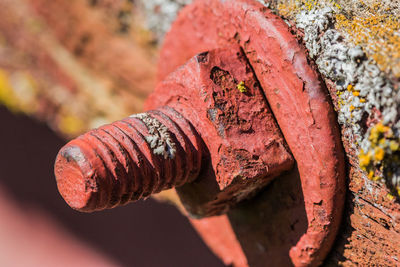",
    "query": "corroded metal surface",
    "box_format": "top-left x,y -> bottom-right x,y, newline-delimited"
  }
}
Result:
55,46 -> 293,216
54,0 -> 346,265
55,107 -> 203,212
159,0 -> 345,266
146,46 -> 293,217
